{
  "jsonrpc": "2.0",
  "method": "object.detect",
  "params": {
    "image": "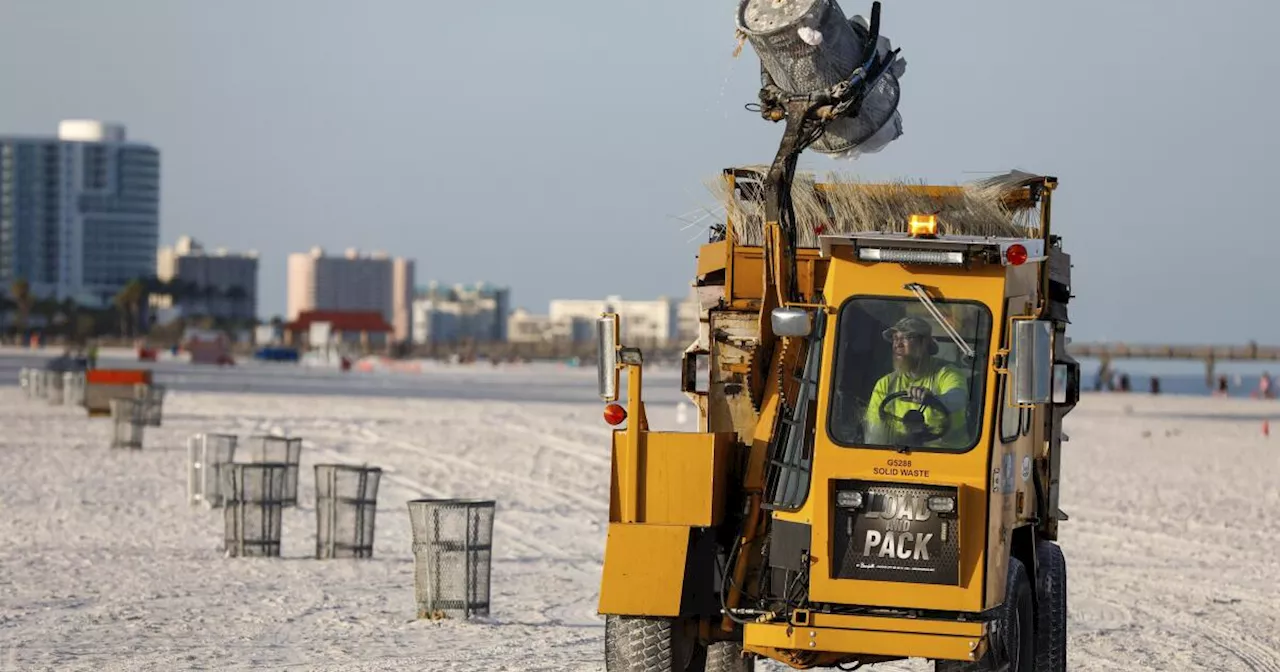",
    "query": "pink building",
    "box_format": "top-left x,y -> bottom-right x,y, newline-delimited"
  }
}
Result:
287,247 -> 415,344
